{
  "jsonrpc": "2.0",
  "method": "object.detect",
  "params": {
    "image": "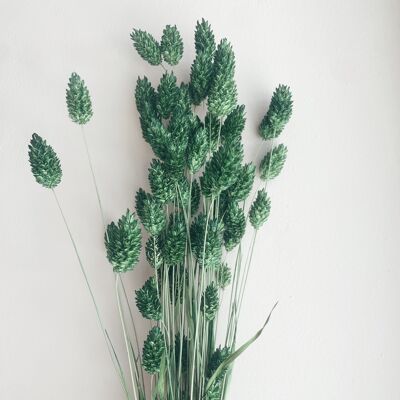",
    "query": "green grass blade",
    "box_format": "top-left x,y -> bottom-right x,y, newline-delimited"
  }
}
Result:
205,301 -> 278,393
